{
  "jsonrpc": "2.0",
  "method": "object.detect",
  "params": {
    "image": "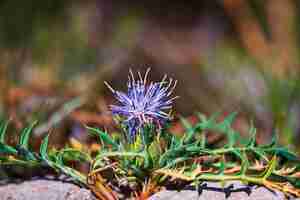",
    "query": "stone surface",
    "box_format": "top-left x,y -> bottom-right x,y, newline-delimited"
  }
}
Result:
1,179 -> 299,200
149,181 -> 299,200
0,179 -> 97,200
